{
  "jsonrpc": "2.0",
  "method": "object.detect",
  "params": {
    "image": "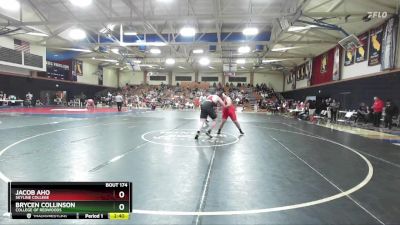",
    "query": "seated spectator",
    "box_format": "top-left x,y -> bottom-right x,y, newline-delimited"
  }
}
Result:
309,100 -> 316,116
36,99 -> 43,106
356,102 -> 370,123
25,92 -> 33,107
